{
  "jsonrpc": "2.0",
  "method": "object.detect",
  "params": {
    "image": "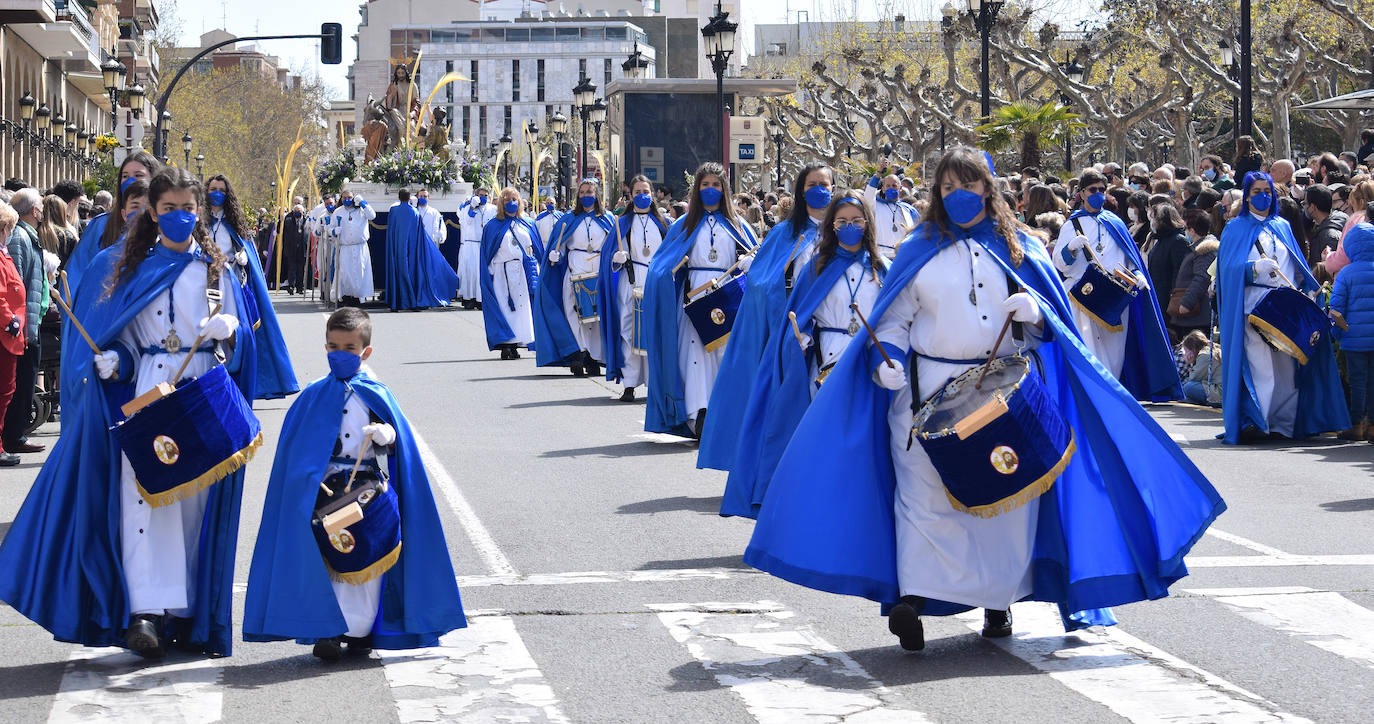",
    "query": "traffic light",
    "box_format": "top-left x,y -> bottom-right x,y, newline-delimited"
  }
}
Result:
321,23 -> 342,65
